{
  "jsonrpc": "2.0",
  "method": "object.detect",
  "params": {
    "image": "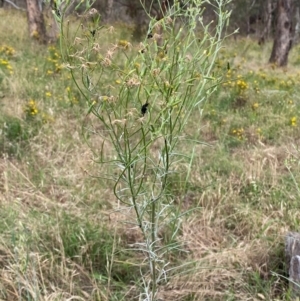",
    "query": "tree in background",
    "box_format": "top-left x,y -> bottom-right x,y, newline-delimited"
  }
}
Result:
105,0 -> 114,20
269,0 -> 295,66
26,0 -> 47,43
294,3 -> 300,43
258,0 -> 276,44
